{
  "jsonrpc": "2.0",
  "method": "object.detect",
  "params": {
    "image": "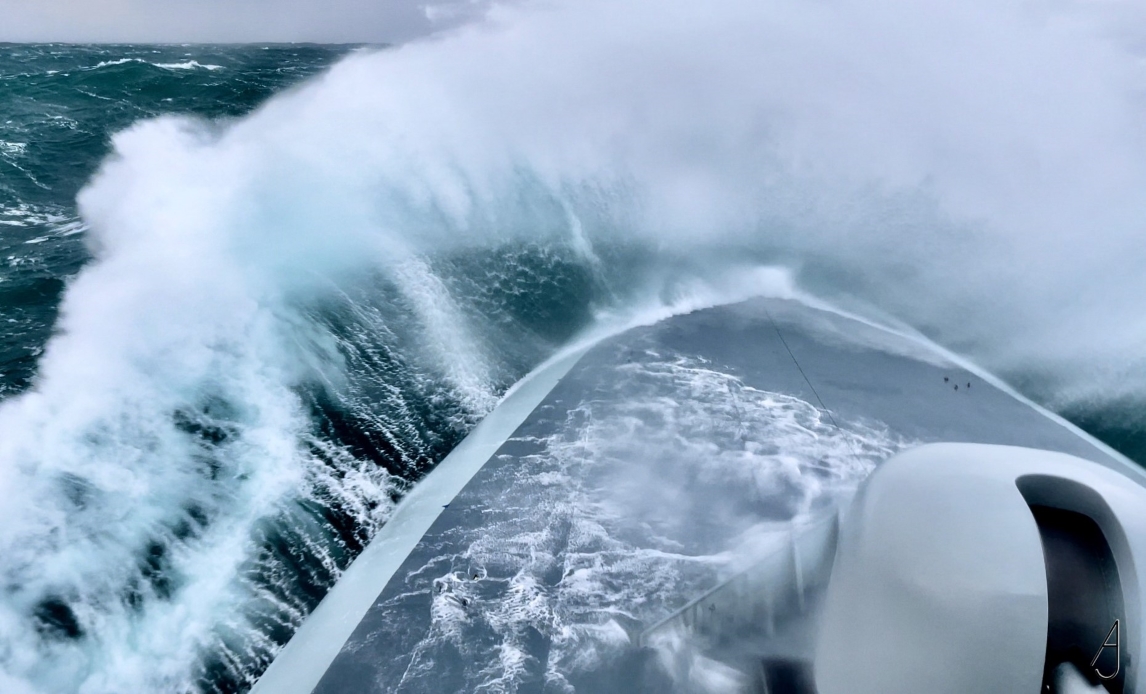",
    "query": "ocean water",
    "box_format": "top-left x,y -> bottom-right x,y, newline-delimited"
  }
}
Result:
0,44 -> 354,395
0,44 -> 391,693
0,42 -> 614,694
1,1 -> 1145,690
